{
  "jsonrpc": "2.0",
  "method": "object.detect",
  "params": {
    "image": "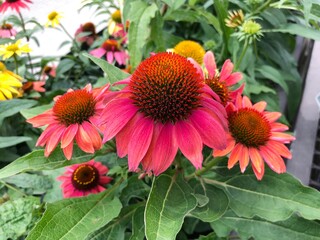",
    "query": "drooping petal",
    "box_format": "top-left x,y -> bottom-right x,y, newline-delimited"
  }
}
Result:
266,140 -> 292,159
81,121 -> 102,150
228,143 -> 242,169
76,124 -> 94,153
239,146 -> 249,173
270,132 -> 296,142
62,142 -> 74,160
259,145 -> 286,174
128,116 -> 154,171
27,110 -> 56,127
219,59 -> 233,82
90,48 -> 106,58
61,124 -> 79,148
106,51 -> 114,64
174,120 -> 203,169
251,160 -> 265,180
225,72 -> 242,86
189,109 -> 226,150
270,122 -> 289,131
44,125 -> 65,157
248,147 -> 263,174
152,123 -> 178,175
213,135 -> 235,157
